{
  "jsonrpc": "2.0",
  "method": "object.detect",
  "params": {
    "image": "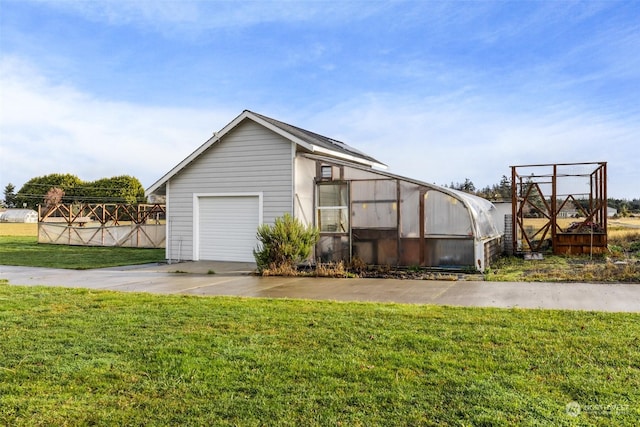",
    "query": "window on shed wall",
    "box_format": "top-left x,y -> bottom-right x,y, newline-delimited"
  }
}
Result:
317,183 -> 349,233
